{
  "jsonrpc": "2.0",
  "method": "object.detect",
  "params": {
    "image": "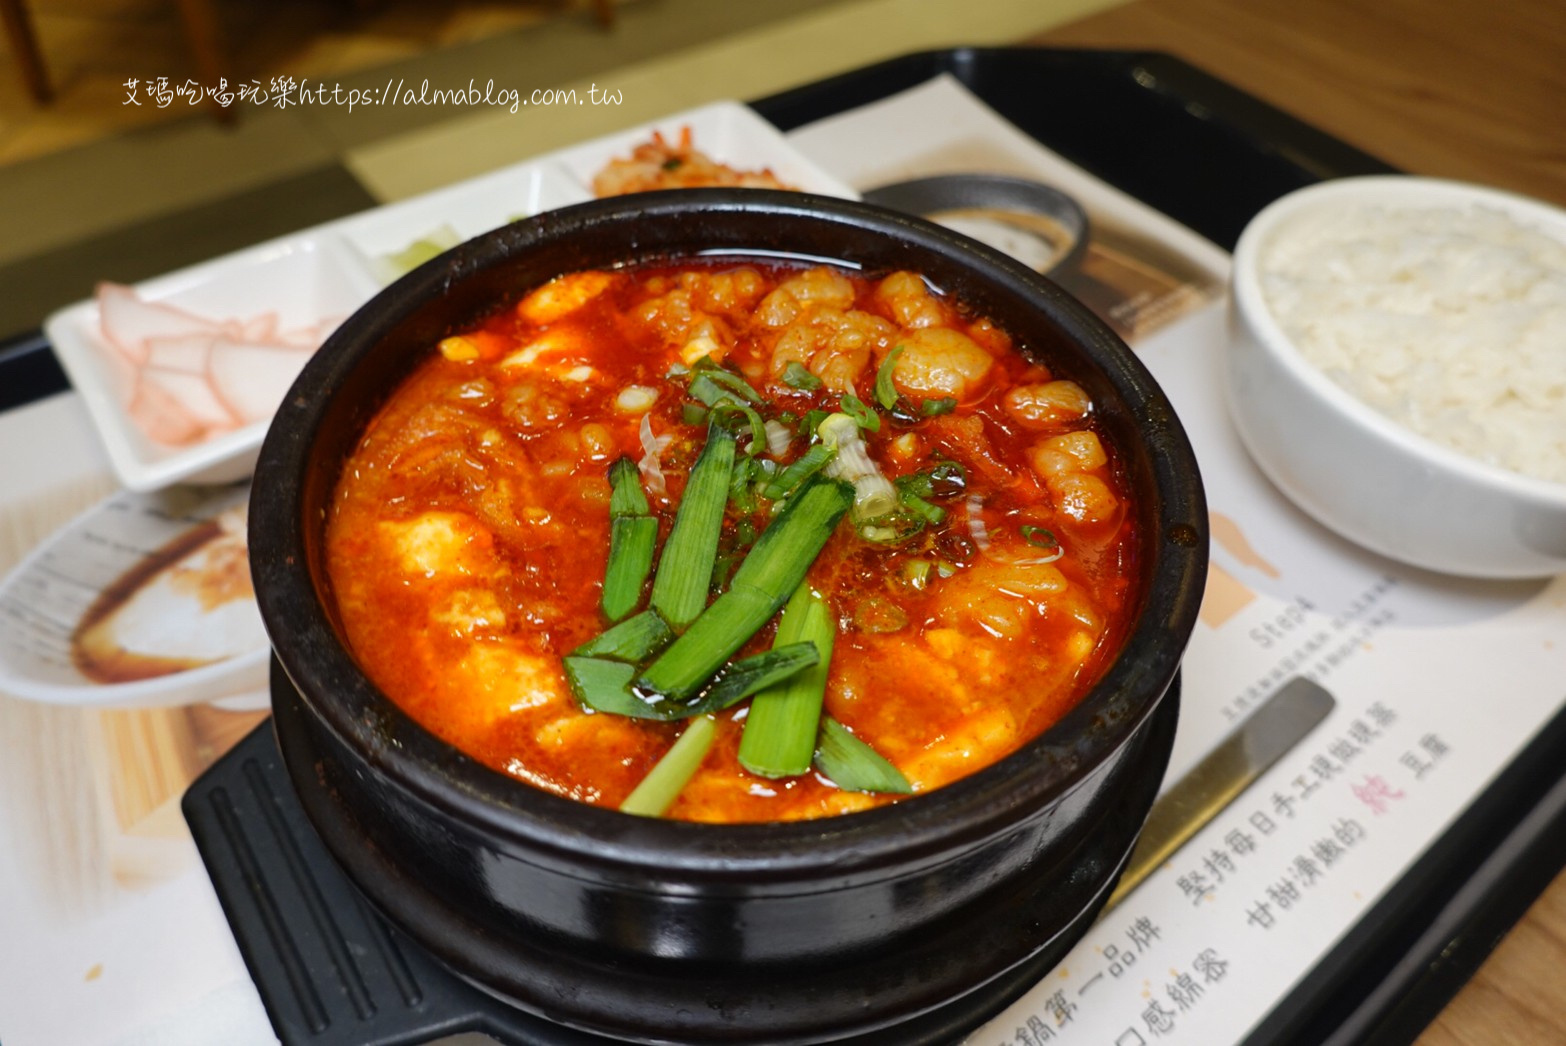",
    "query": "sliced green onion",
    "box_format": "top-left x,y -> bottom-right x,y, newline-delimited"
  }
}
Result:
798,408 -> 831,438
602,457 -> 656,621
860,517 -> 926,545
710,400 -> 768,454
620,715 -> 717,817
762,442 -> 836,500
1021,525 -> 1060,550
781,361 -> 822,390
572,609 -> 674,663
928,461 -> 967,496
839,394 -> 881,432
818,412 -> 896,522
688,373 -> 735,408
684,641 -> 818,716
602,515 -> 657,621
899,490 -> 946,525
608,456 -> 649,517
727,475 -> 853,598
874,346 -> 904,410
894,462 -> 966,503
815,716 -> 912,794
691,360 -> 763,403
637,476 -> 852,701
729,454 -> 760,516
921,397 -> 958,417
895,471 -> 932,499
888,398 -> 922,426
650,426 -> 736,630
681,401 -> 709,427
563,655 -> 669,719
638,585 -> 776,702
739,585 -> 834,778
